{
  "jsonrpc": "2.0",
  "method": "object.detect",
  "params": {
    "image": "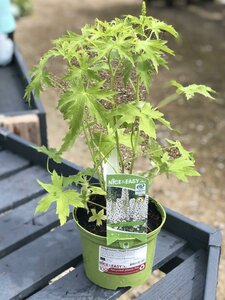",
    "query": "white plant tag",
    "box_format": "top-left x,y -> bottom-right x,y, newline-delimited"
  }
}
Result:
99,244 -> 147,275
103,149 -> 119,182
